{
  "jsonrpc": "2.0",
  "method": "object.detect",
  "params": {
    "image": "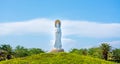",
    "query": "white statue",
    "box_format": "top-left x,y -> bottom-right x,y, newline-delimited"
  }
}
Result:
50,20 -> 64,52
54,20 -> 62,49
